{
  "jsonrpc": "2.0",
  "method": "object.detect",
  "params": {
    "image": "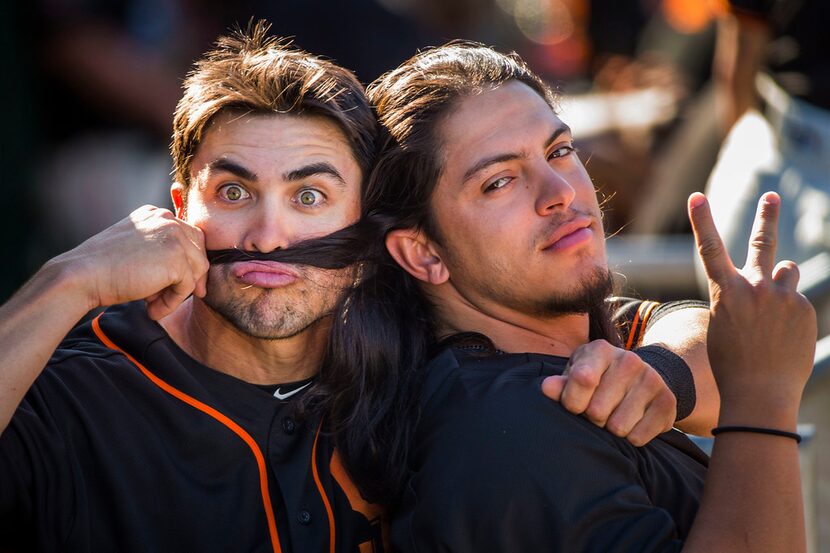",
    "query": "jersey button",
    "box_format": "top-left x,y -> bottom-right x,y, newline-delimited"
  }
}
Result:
297,510 -> 312,525
282,417 -> 296,435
